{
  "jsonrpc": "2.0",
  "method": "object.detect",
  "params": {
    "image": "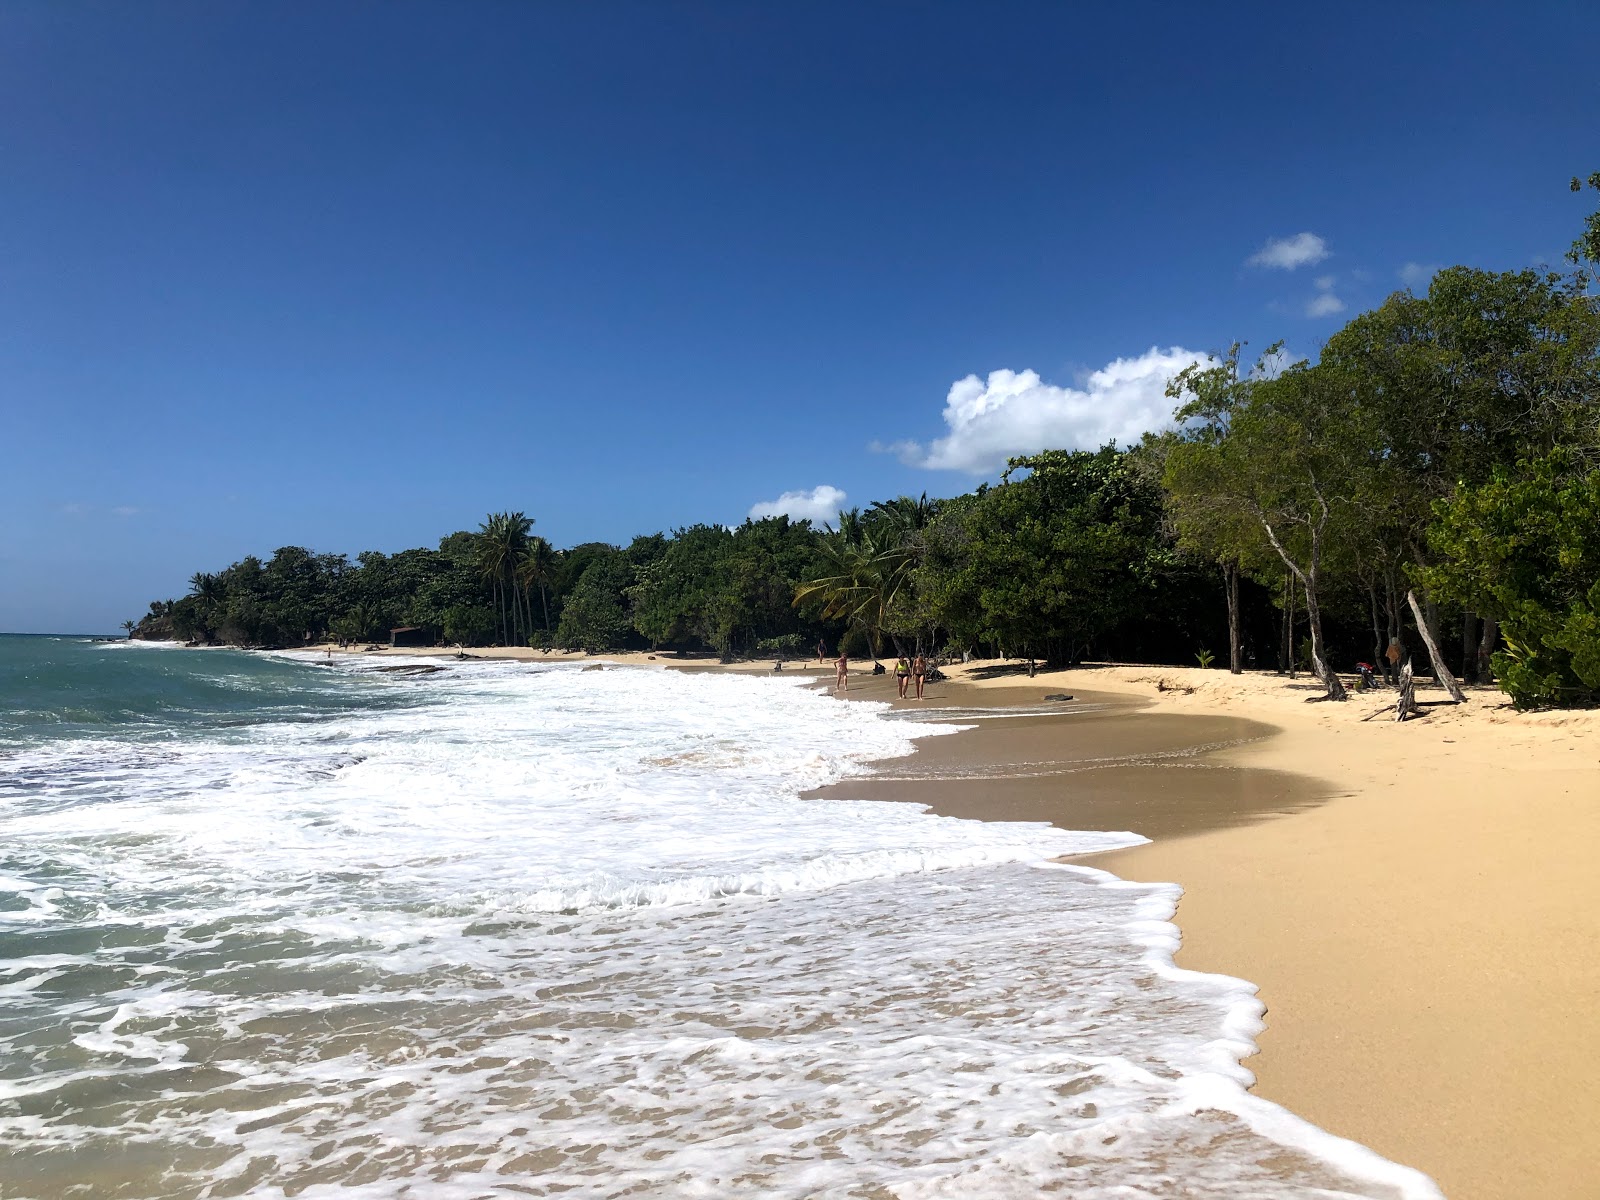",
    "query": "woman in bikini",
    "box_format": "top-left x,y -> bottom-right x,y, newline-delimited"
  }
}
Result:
894,655 -> 911,698
912,653 -> 927,700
